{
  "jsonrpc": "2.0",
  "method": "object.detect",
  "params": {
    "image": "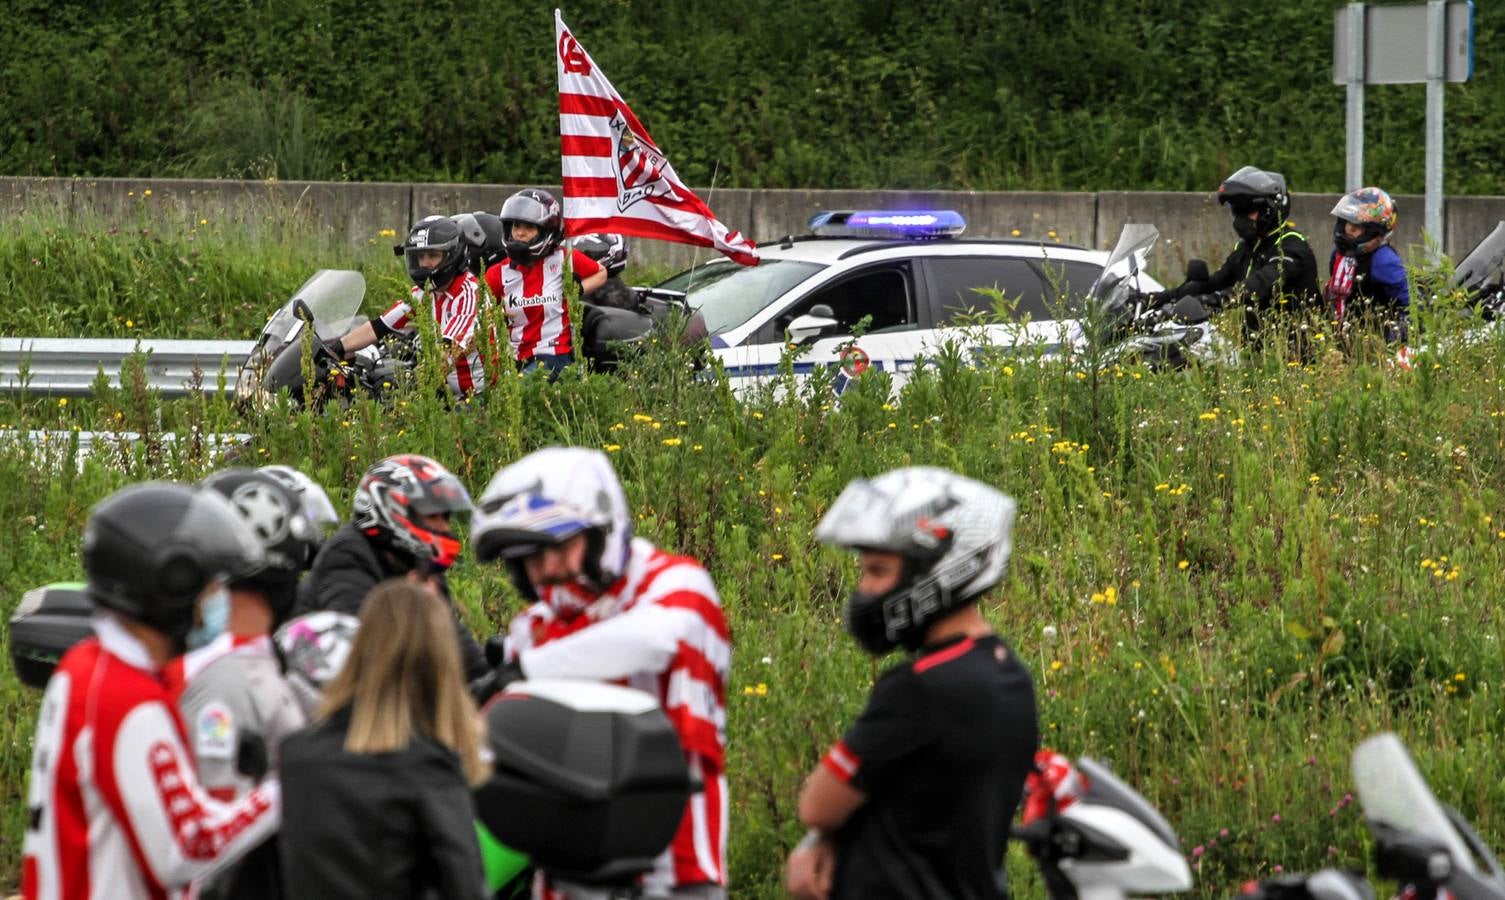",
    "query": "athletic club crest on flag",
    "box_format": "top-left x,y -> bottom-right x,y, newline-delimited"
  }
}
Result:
556,9 -> 759,266
610,111 -> 682,210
